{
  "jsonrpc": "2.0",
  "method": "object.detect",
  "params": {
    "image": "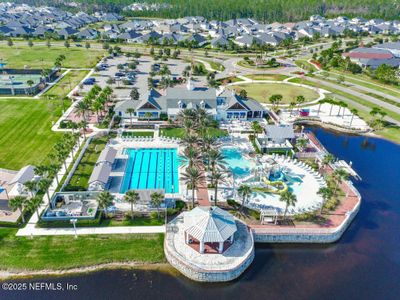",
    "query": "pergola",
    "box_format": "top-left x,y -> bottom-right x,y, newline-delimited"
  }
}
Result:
183,206 -> 237,254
